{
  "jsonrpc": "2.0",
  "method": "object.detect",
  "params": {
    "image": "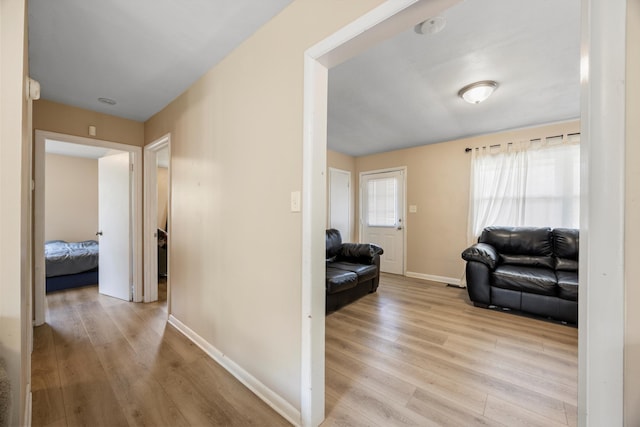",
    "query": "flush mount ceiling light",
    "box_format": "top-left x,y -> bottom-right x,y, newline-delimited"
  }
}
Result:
414,16 -> 446,35
98,97 -> 117,105
458,80 -> 498,104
